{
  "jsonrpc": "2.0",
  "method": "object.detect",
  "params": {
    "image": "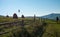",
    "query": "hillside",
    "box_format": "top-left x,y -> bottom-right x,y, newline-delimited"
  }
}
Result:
0,16 -> 60,37
41,13 -> 60,20
0,15 -> 4,17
